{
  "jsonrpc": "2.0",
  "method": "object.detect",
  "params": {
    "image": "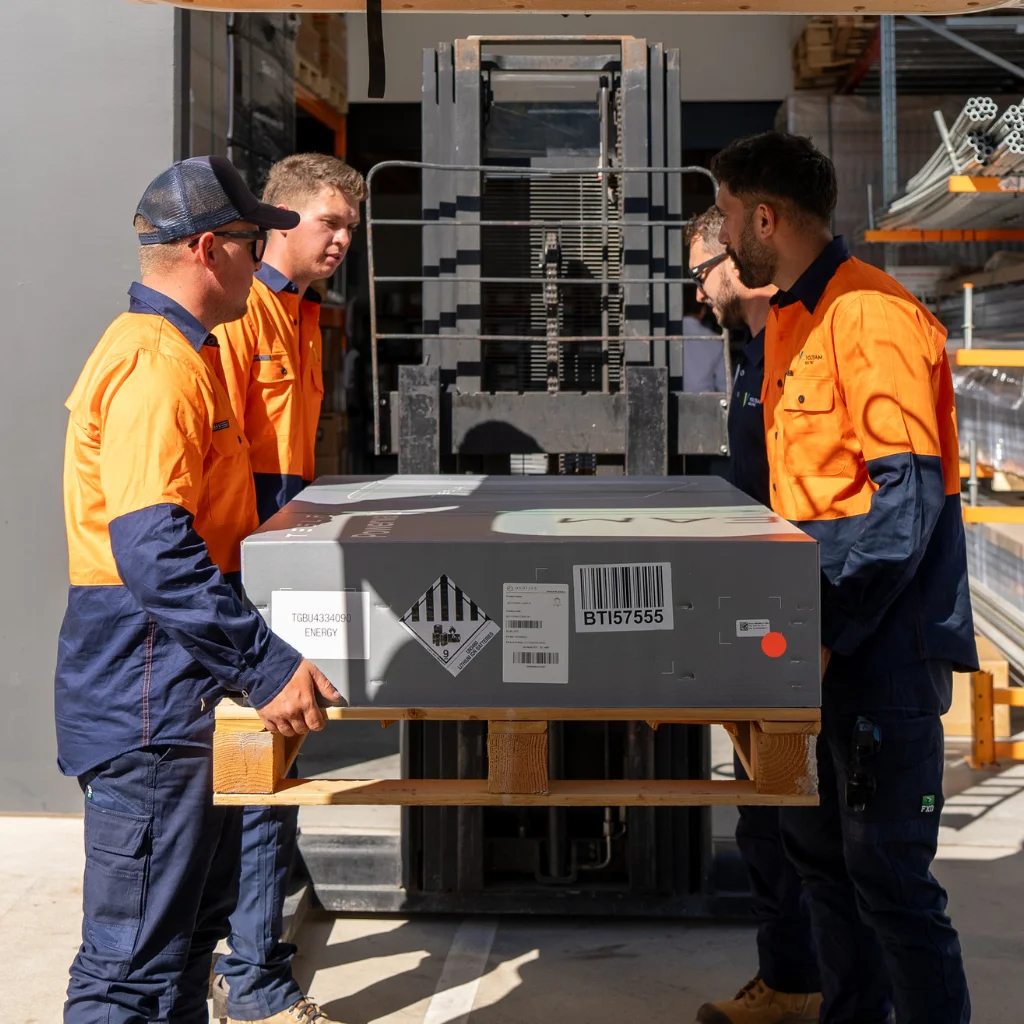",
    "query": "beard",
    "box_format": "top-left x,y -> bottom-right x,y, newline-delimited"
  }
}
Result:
728,219 -> 777,289
715,292 -> 746,331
